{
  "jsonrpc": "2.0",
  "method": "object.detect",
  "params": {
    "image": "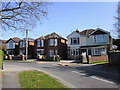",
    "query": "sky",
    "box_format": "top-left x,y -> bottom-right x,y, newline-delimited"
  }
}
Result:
1,2 -> 118,40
